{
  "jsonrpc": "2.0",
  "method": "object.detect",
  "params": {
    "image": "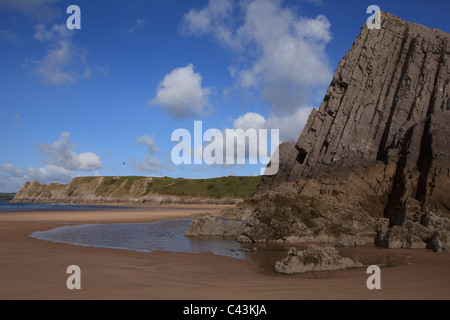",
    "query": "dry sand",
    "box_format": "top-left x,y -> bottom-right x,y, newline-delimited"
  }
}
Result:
0,205 -> 449,300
